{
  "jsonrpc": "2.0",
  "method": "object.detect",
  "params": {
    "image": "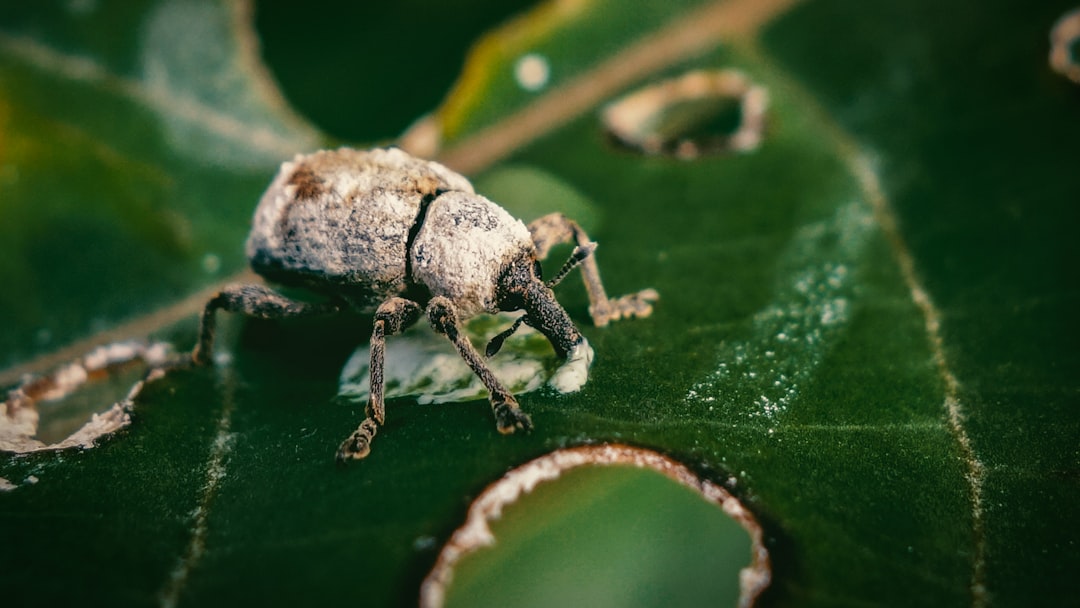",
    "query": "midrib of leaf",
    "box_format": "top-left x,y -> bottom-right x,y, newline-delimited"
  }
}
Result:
158,366 -> 237,608
735,42 -> 988,607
